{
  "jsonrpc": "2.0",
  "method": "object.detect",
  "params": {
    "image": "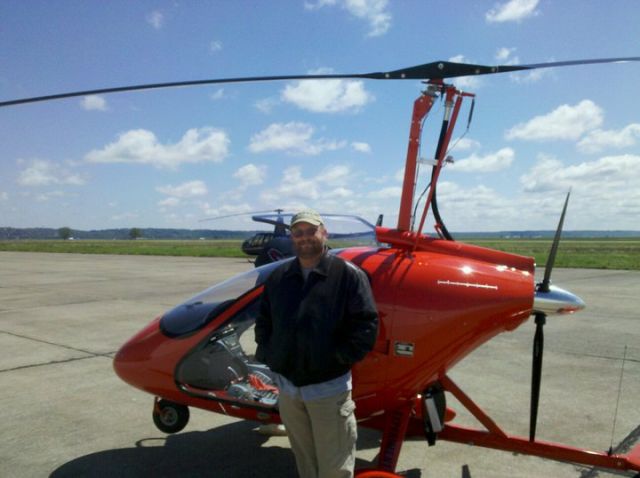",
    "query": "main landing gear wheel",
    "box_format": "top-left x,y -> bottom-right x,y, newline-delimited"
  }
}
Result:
152,398 -> 190,434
